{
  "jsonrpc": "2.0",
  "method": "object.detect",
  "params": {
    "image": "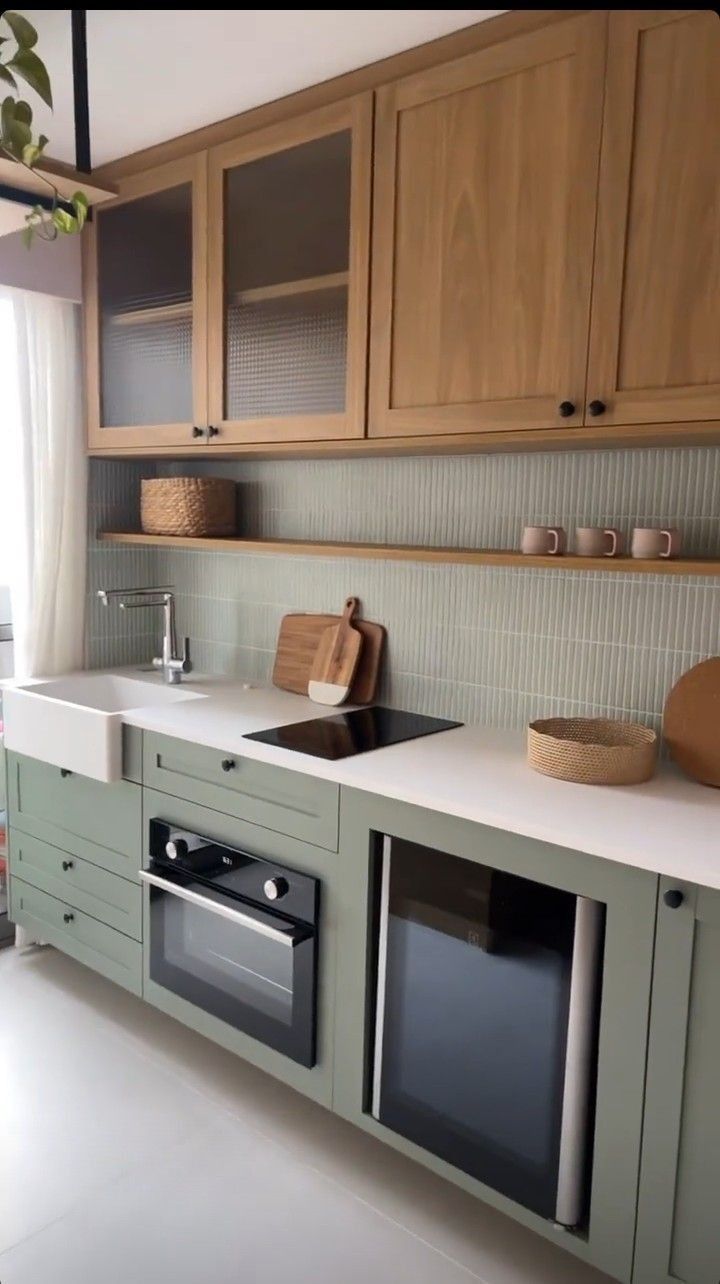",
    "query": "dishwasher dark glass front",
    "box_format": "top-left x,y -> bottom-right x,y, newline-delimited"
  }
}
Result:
372,836 -> 603,1226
